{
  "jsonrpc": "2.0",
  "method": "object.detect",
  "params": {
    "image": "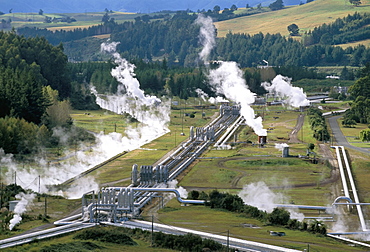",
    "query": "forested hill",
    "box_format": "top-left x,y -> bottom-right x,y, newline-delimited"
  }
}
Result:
0,0 -> 303,13
18,11 -> 370,67
0,31 -> 70,123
